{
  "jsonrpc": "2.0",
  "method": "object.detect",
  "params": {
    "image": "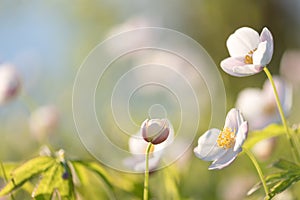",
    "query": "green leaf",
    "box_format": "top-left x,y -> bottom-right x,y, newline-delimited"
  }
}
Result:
0,163 -> 18,180
32,161 -> 74,199
161,165 -> 180,200
71,161 -> 113,189
70,160 -> 141,199
244,124 -> 286,149
70,161 -> 115,199
272,159 -> 300,171
268,176 -> 300,198
0,156 -> 56,196
248,162 -> 300,199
